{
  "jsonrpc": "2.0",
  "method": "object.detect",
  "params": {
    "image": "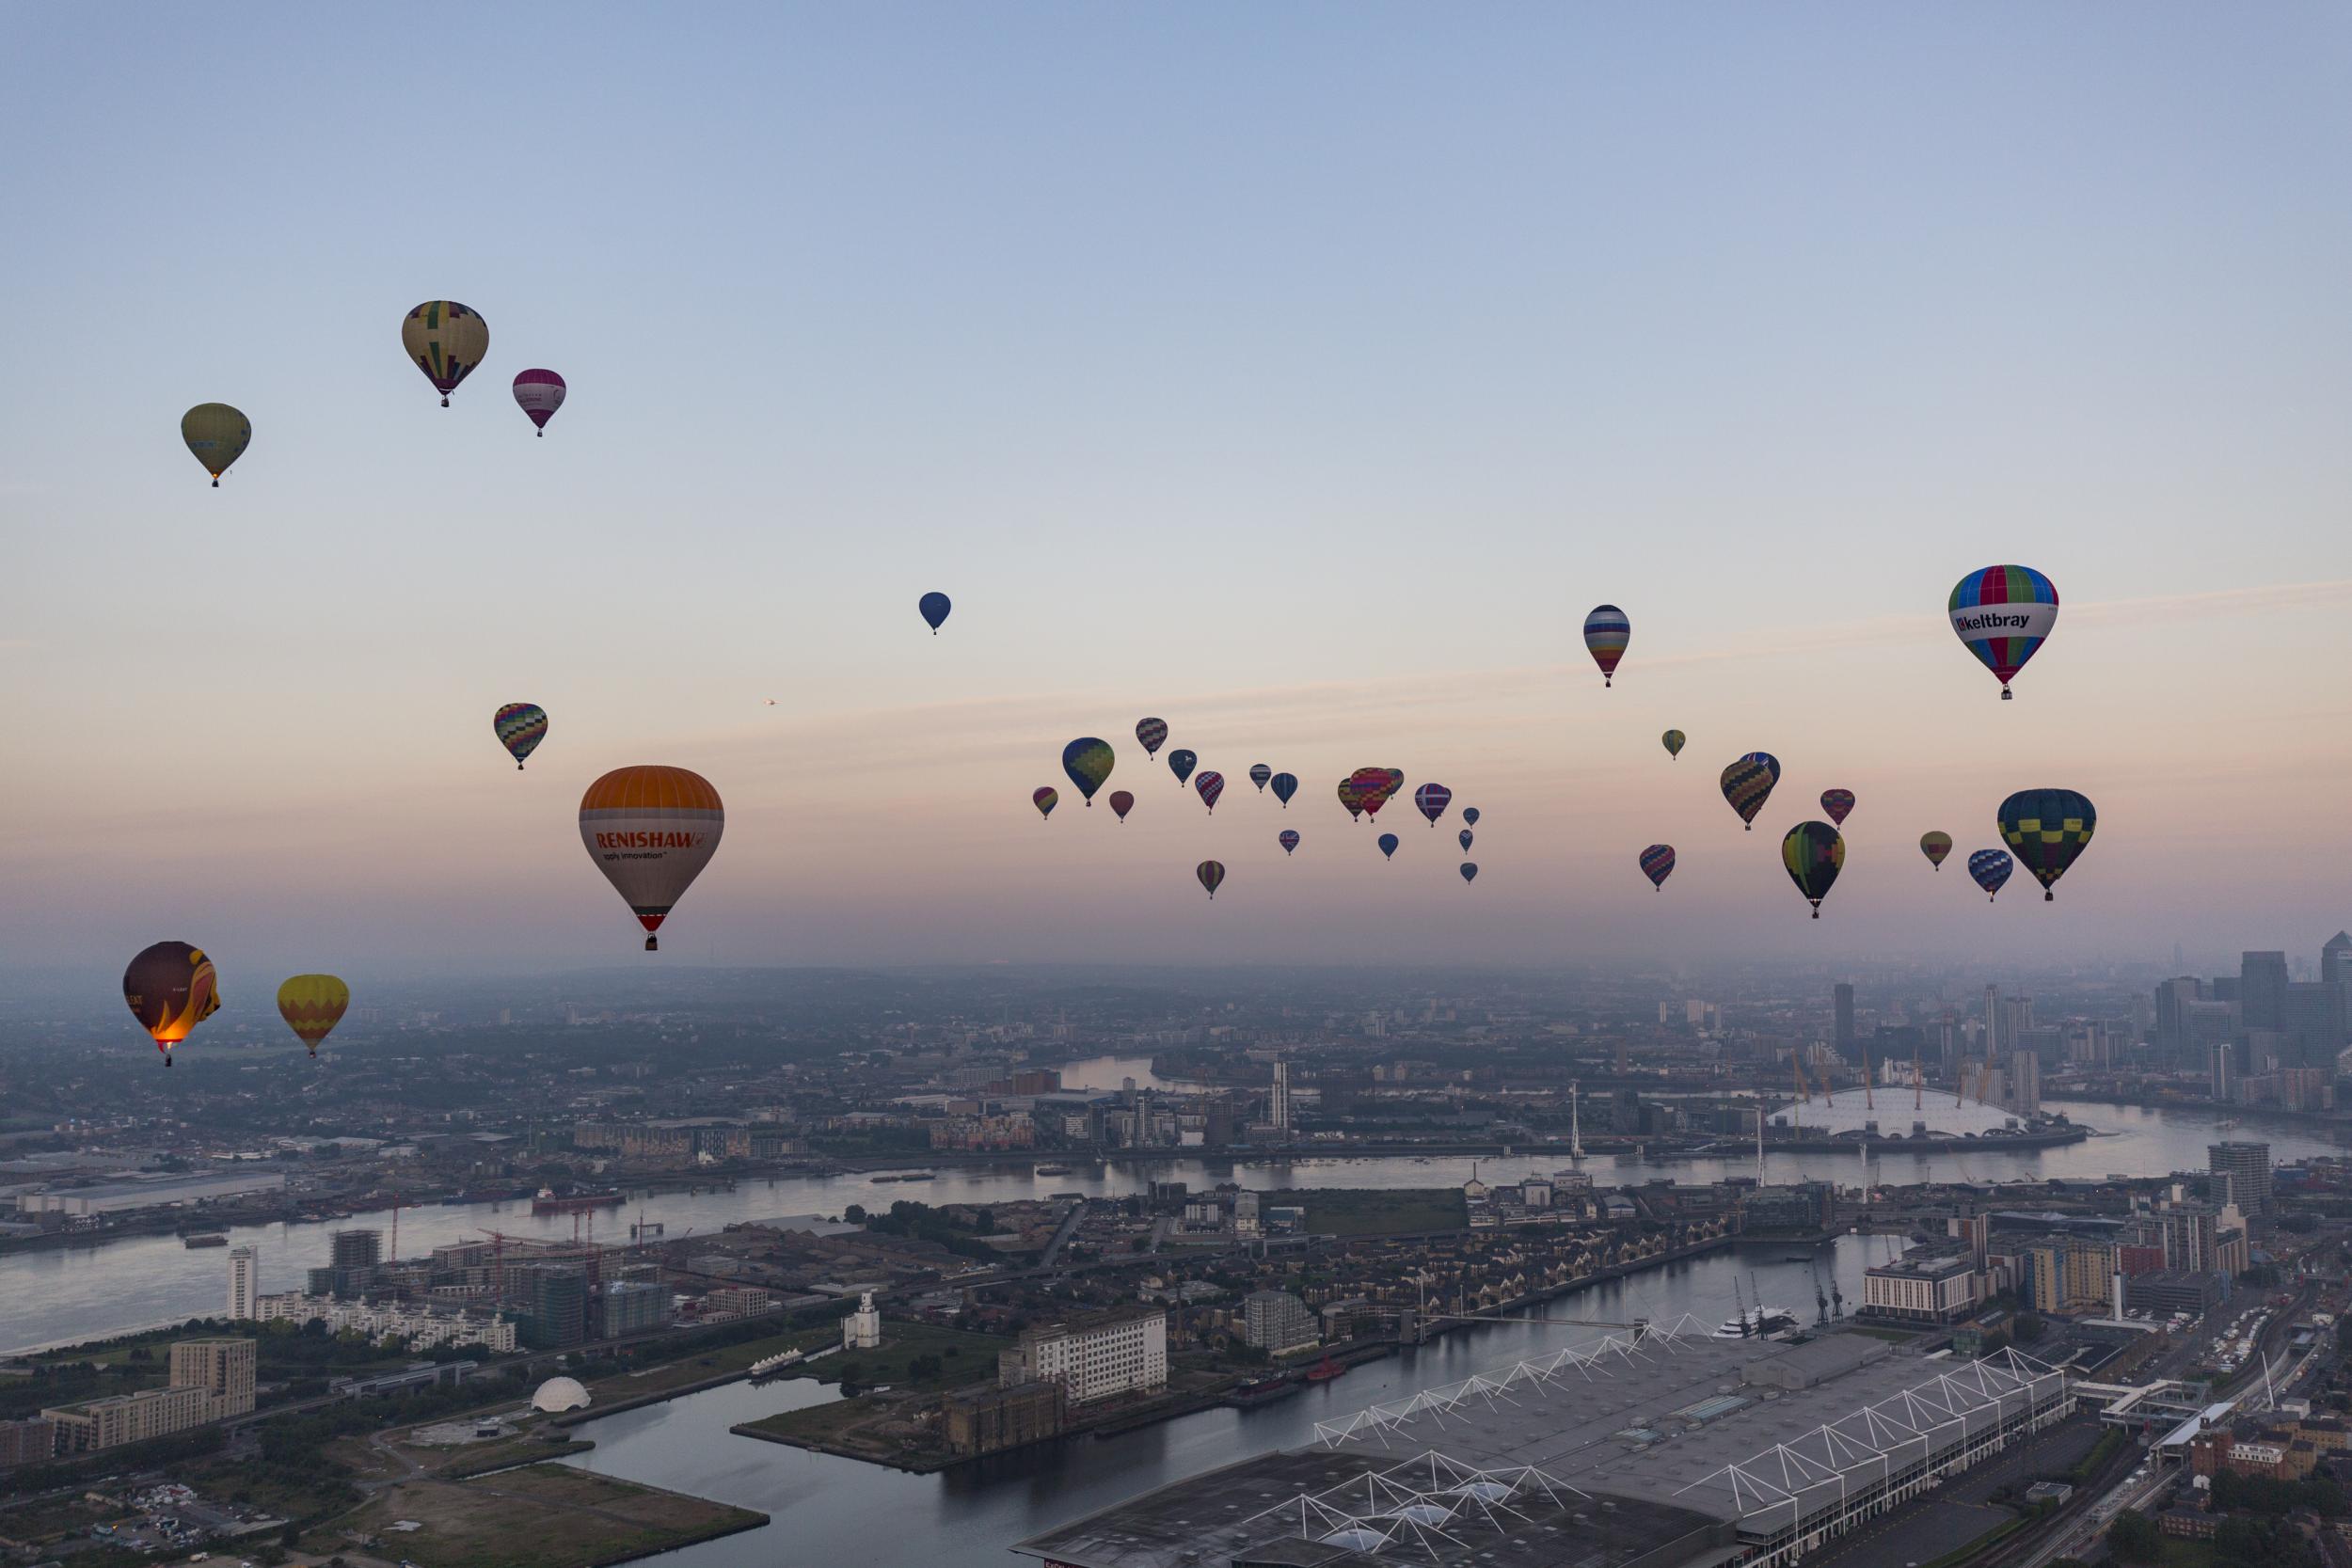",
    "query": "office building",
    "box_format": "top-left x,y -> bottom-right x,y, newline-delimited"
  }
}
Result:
999,1308 -> 1168,1405
1833,984 -> 1854,1053
1860,1248 -> 1979,1323
1242,1290 -> 1321,1354
228,1245 -> 259,1320
2208,1142 -> 2273,1227
2324,931 -> 2352,988
1269,1061 -> 1291,1132
2241,951 -> 2290,1035
2283,982 -> 2347,1067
